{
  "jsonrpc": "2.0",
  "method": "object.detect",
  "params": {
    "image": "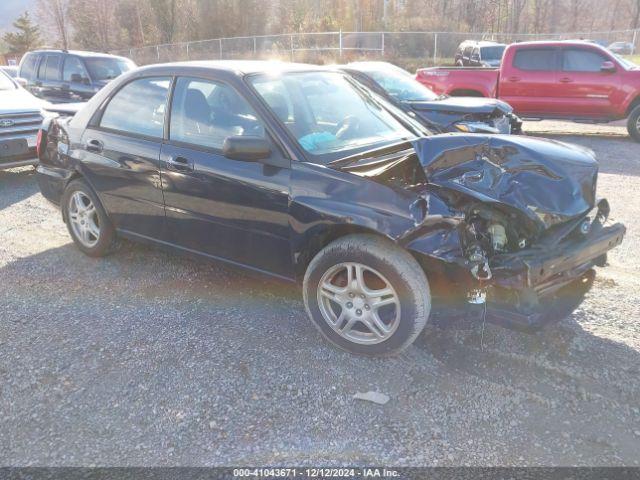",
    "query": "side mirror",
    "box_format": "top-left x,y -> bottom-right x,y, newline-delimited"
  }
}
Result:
15,77 -> 27,87
222,135 -> 271,162
601,61 -> 616,72
70,73 -> 82,83
471,54 -> 480,62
